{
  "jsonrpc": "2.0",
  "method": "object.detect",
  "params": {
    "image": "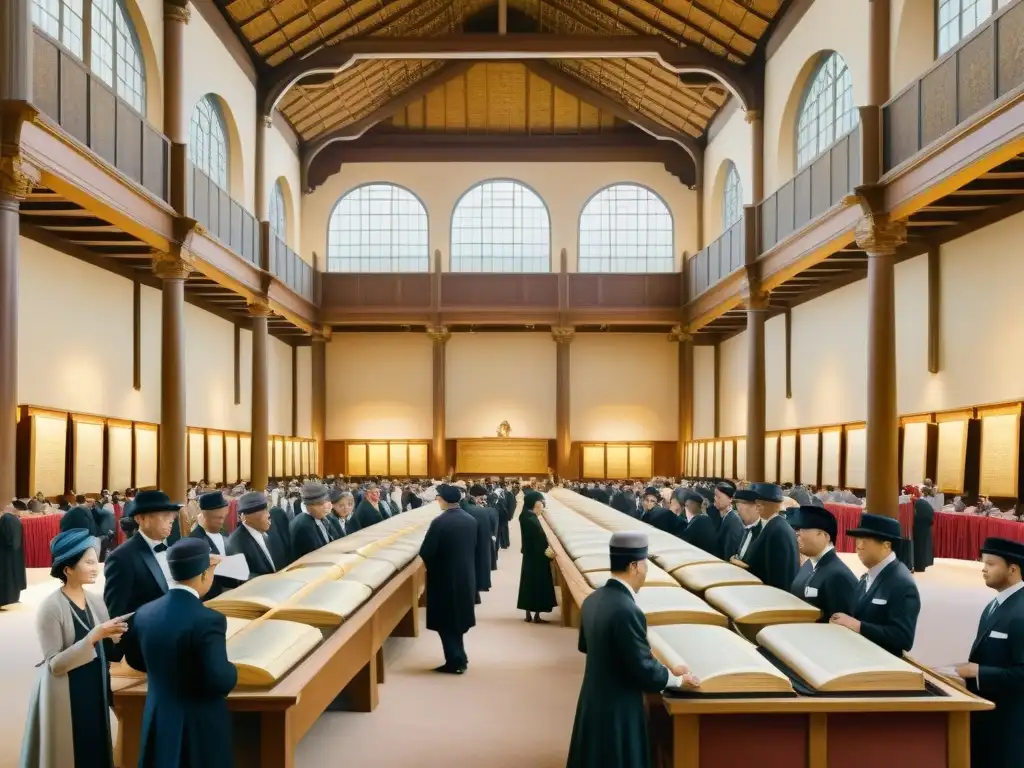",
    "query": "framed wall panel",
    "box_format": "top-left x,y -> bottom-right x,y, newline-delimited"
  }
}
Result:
698,442 -> 706,476
301,441 -> 310,475
368,443 -> 389,475
821,428 -> 841,488
389,443 -> 408,475
224,433 -> 239,484
292,440 -> 301,476
312,441 -> 318,475
606,445 -> 629,478
409,443 -> 429,476
71,414 -> 104,496
714,441 -> 724,477
273,438 -> 285,477
901,419 -> 930,487
979,404 -> 1021,498
845,424 -> 867,489
799,431 -> 820,488
133,423 -> 158,489
765,435 -> 779,483
188,429 -> 205,483
723,440 -> 734,479
27,408 -> 68,498
267,439 -> 274,476
106,419 -> 133,492
239,434 -> 252,482
284,438 -> 294,476
735,438 -> 746,480
686,443 -> 694,476
347,443 -> 368,475
206,431 -> 224,485
582,445 -> 604,478
629,445 -> 652,478
779,433 -> 796,484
